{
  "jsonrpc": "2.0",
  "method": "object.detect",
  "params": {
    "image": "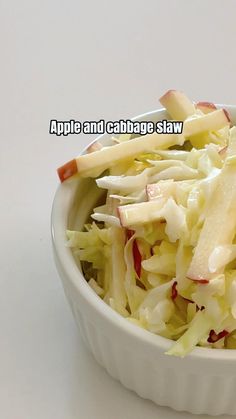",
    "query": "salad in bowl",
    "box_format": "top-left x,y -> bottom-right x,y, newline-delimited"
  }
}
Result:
57,90 -> 236,357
